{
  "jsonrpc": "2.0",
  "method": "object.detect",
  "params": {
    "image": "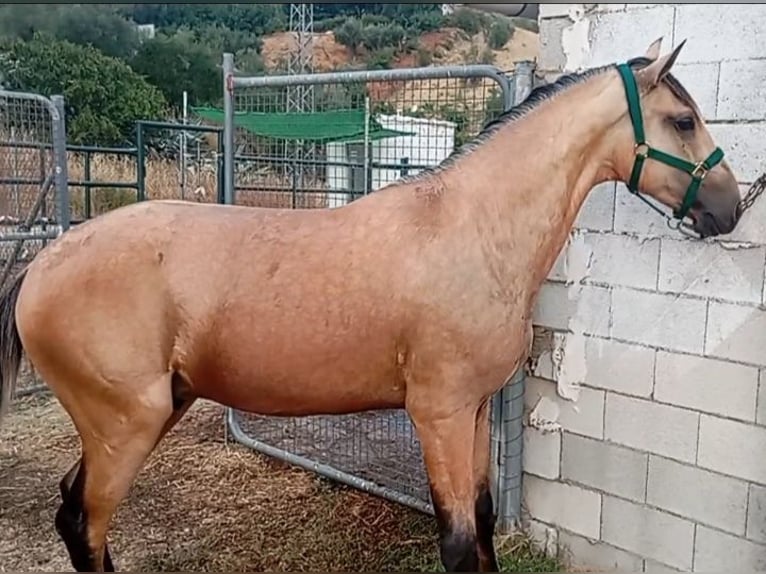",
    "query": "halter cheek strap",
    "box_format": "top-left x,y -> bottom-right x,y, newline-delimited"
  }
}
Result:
616,63 -> 725,221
